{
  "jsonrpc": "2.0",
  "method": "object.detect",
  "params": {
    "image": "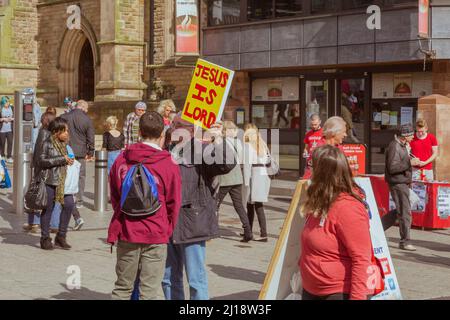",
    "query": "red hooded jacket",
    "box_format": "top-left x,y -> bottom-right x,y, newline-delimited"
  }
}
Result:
107,143 -> 181,245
